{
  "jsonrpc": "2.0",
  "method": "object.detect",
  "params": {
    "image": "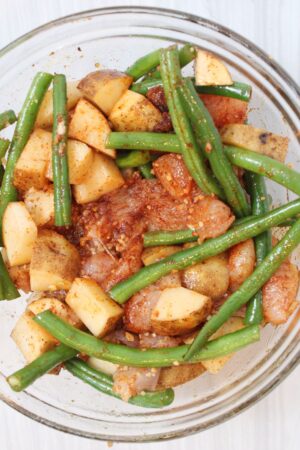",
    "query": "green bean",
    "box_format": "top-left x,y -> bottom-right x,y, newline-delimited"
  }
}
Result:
34,311 -> 259,367
126,44 -> 196,82
7,344 -> 77,392
0,139 -> 10,185
116,150 -> 152,168
224,146 -> 300,196
143,44 -> 197,81
0,251 -> 19,300
110,199 -> 300,303
0,110 -> 17,130
131,78 -> 252,101
244,173 -> 272,325
106,132 -> 180,153
52,74 -> 72,226
160,46 -> 224,198
178,78 -> 250,217
0,72 -> 53,243
65,358 -> 174,408
143,214 -> 297,247
139,162 -> 155,179
184,217 -> 300,359
0,138 -> 10,158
